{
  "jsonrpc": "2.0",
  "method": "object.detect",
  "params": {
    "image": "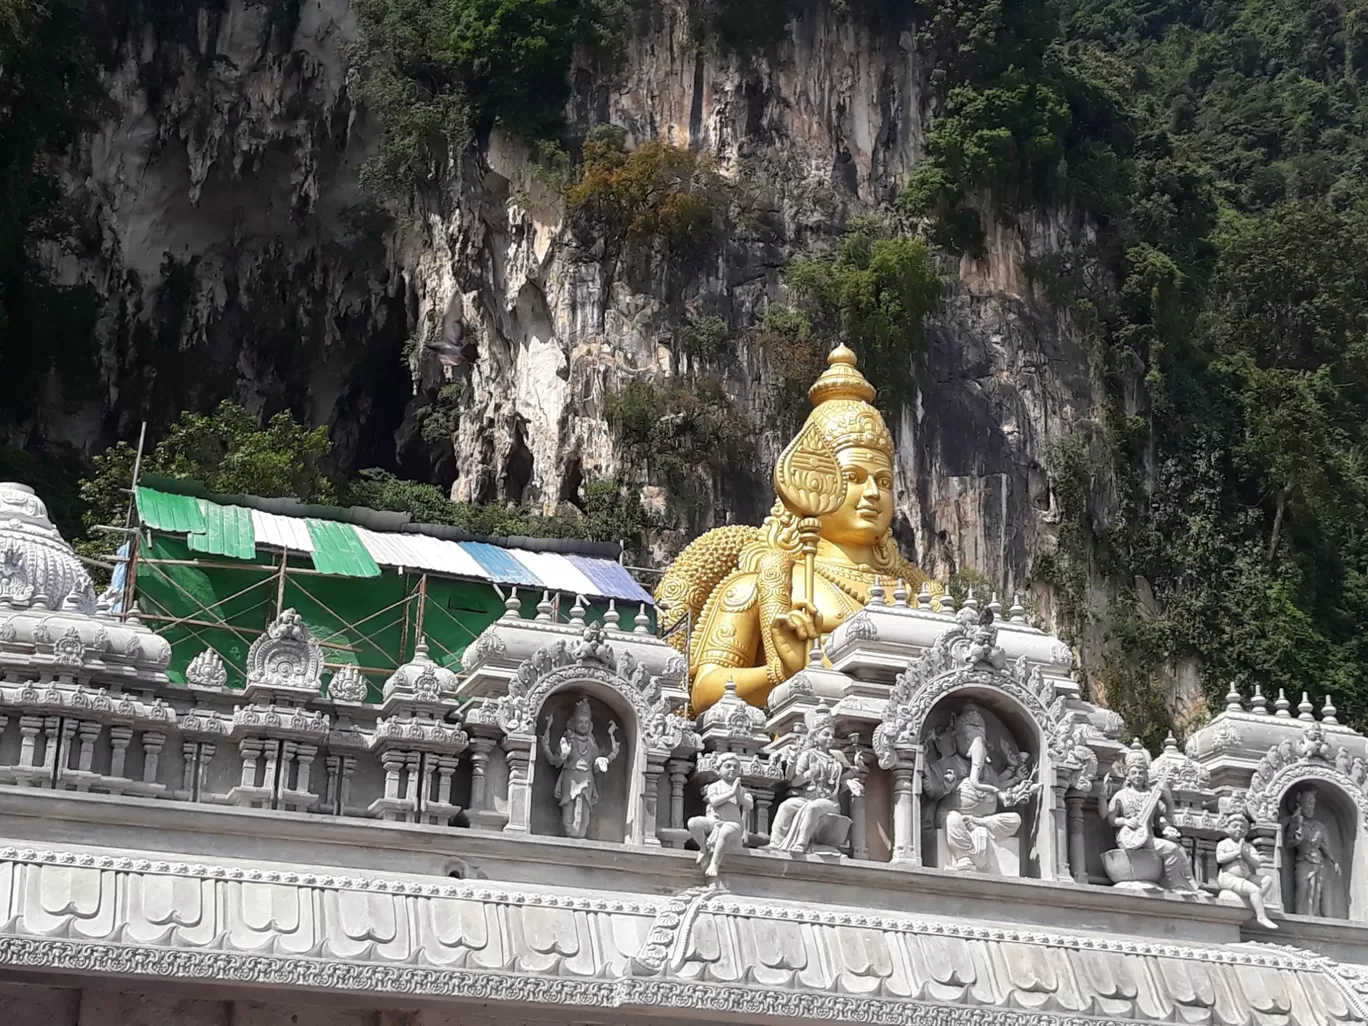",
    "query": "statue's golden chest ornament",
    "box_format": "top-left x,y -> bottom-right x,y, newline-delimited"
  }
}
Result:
654,344 -> 936,713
